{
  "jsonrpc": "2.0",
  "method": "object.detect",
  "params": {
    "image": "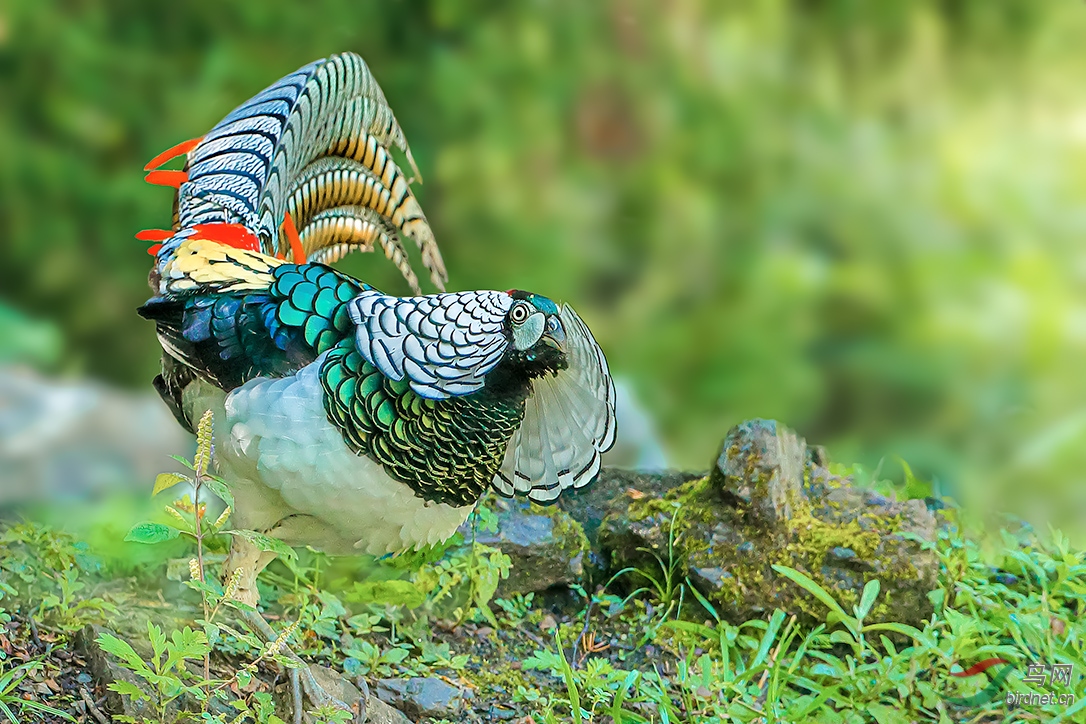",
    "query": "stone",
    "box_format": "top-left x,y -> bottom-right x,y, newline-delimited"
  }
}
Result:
304,666 -> 410,724
559,467 -> 705,582
0,366 -> 191,506
595,419 -> 939,627
376,677 -> 465,720
560,468 -> 706,540
711,419 -> 805,529
465,497 -> 589,595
